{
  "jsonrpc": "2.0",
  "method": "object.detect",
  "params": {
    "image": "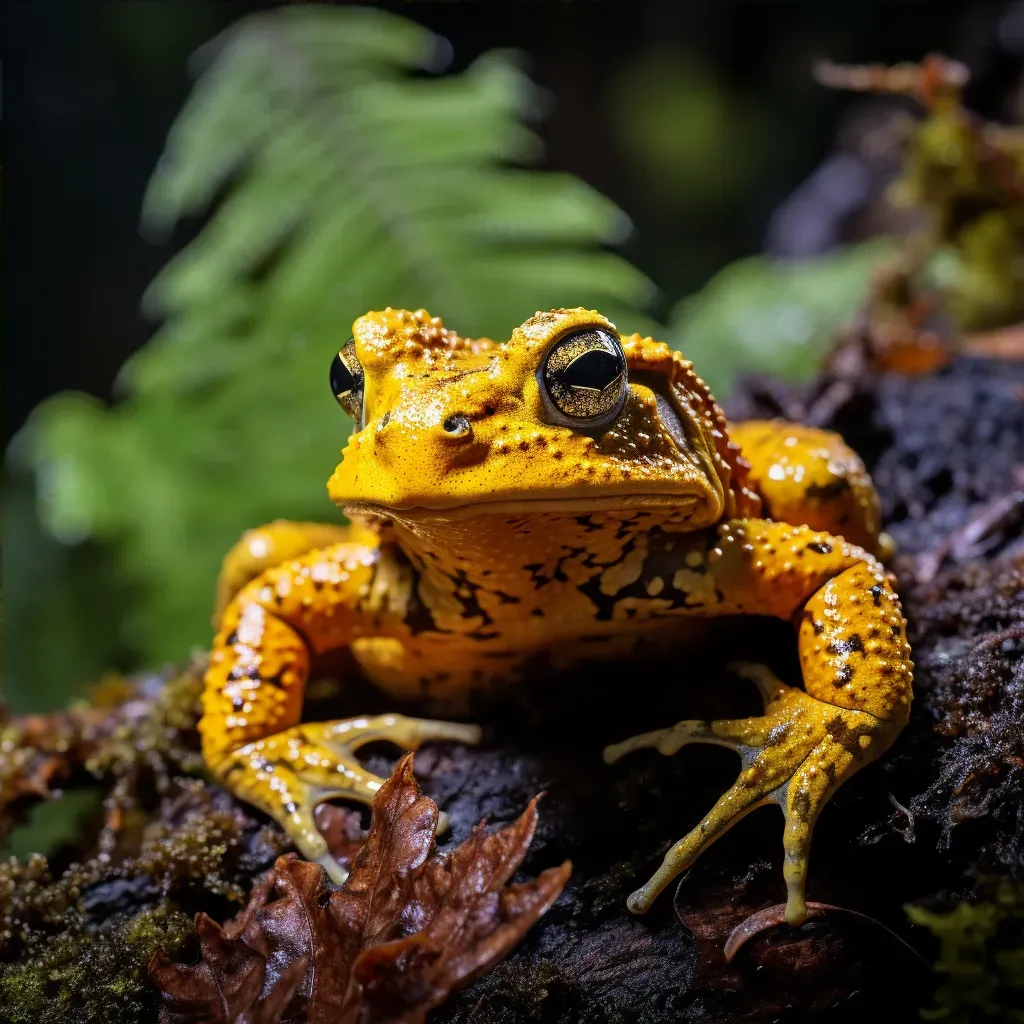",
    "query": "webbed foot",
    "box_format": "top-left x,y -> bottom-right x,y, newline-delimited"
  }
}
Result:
214,714 -> 482,884
603,662 -> 893,925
